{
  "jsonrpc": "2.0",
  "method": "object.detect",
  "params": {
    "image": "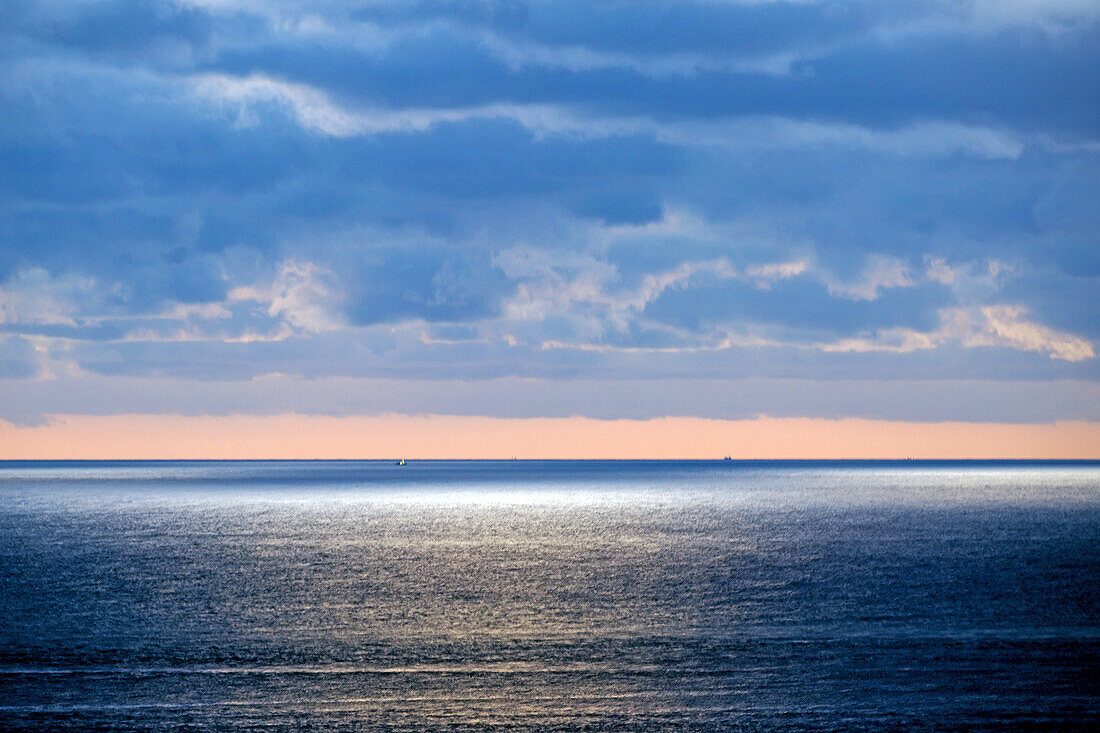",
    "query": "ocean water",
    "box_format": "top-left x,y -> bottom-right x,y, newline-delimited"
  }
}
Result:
0,460 -> 1097,731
